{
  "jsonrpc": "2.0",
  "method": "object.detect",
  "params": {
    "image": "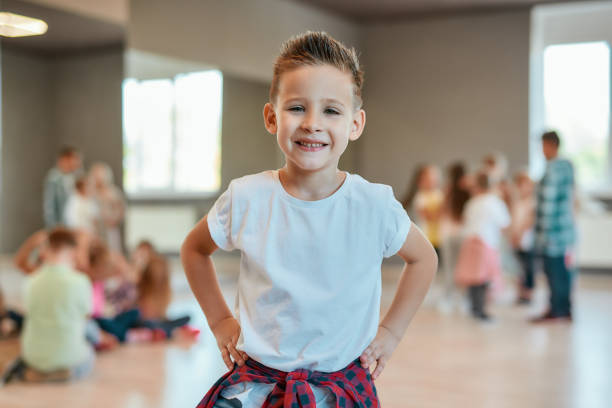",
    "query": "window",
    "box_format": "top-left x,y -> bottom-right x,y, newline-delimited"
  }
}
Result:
543,41 -> 610,189
123,70 -> 223,197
